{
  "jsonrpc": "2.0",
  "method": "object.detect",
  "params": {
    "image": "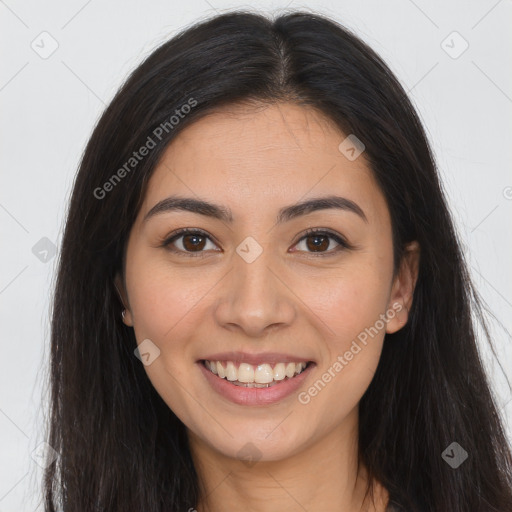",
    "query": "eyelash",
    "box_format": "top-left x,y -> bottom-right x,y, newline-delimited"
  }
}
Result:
160,227 -> 352,257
